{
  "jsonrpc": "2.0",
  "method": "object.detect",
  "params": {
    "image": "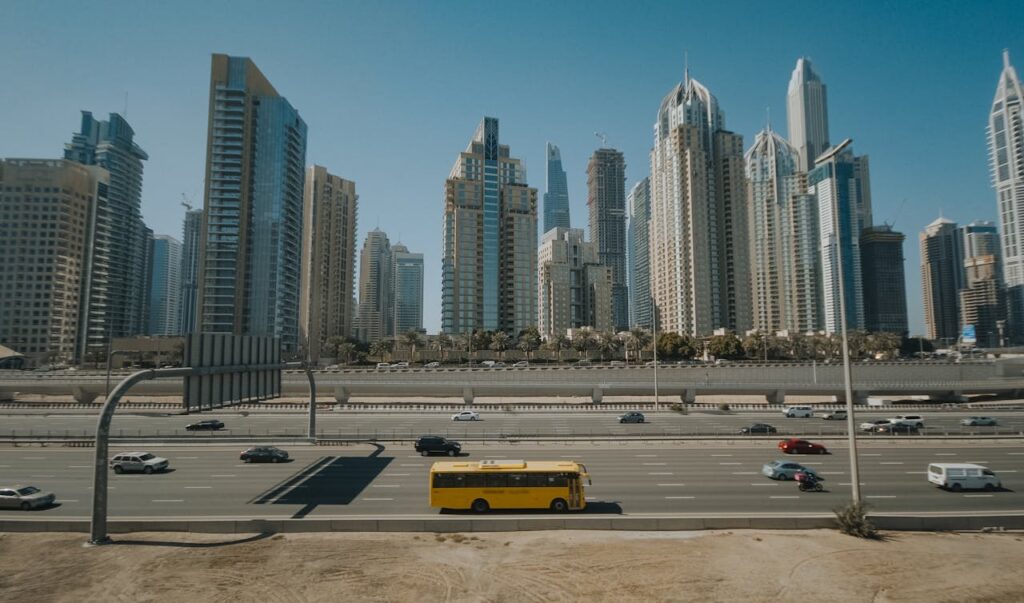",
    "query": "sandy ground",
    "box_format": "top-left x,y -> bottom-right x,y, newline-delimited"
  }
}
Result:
1,530 -> 1022,602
